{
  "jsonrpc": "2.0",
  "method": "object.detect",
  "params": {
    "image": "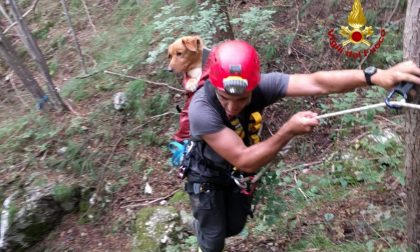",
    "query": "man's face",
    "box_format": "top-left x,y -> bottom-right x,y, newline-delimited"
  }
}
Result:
216,90 -> 252,118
